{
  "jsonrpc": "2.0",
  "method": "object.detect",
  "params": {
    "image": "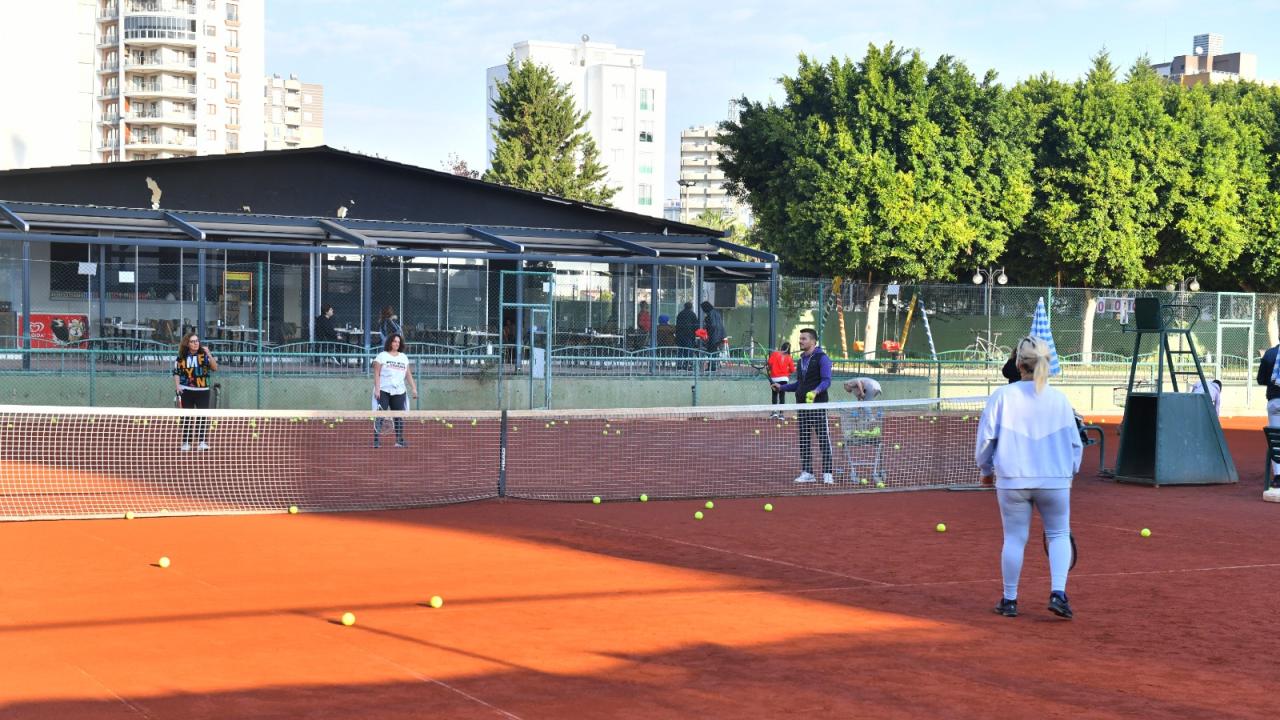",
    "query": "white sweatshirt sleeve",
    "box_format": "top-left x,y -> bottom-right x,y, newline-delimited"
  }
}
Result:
975,392 -> 1001,477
